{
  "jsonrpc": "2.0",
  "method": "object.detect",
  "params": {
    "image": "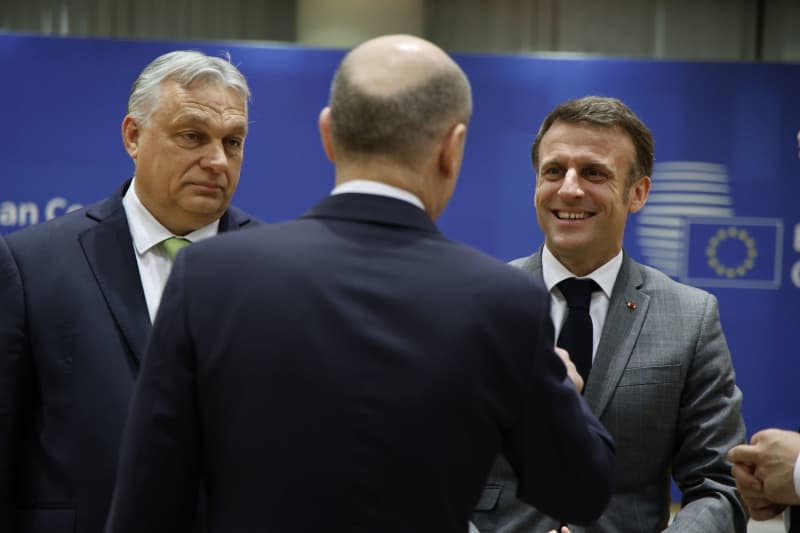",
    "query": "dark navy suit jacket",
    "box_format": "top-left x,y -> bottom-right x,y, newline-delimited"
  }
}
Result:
105,193 -> 615,533
0,180 -> 258,533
